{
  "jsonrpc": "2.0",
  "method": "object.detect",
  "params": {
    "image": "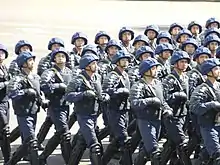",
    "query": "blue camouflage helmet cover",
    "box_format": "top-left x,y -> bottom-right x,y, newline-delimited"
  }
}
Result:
94,31 -> 111,44
135,46 -> 154,60
193,46 -> 211,61
0,44 -> 8,58
50,47 -> 69,62
155,43 -> 174,55
79,53 -> 99,69
15,40 -> 33,55
156,31 -> 172,44
139,58 -> 160,77
203,35 -> 220,47
176,29 -> 192,42
81,44 -> 98,56
204,28 -> 220,38
181,38 -> 199,50
201,58 -> 220,75
105,39 -> 122,53
187,21 -> 202,34
170,50 -> 190,65
168,23 -> 183,34
132,34 -> 149,46
205,17 -> 220,29
71,32 -> 88,45
118,27 -> 134,41
144,25 -> 160,37
48,37 -> 65,50
16,51 -> 35,68
111,50 -> 131,64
